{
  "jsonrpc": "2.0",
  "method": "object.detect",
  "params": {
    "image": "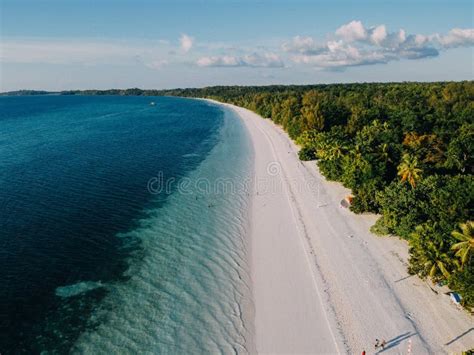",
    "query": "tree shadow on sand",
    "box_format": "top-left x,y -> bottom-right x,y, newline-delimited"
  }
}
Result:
444,327 -> 473,346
